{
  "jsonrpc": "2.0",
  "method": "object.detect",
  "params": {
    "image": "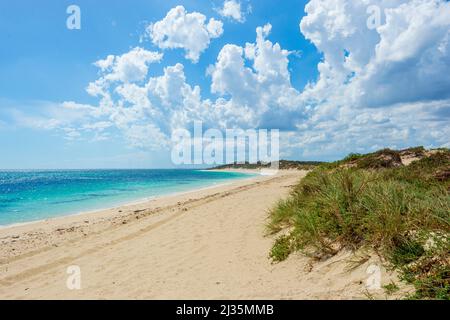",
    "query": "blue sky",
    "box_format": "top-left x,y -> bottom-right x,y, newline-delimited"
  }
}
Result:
0,0 -> 449,169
